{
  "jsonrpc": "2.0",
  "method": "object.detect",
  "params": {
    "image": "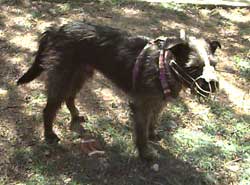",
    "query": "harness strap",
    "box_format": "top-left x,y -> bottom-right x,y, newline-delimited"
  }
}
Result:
132,41 -> 154,89
159,50 -> 172,97
132,39 -> 172,98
